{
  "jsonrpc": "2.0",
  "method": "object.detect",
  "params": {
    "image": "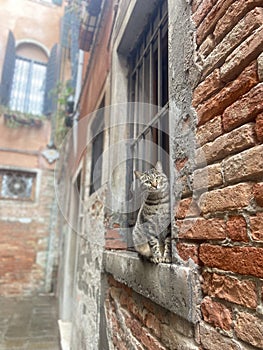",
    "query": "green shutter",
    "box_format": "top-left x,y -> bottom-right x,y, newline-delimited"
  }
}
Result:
43,44 -> 58,115
0,31 -> 16,106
